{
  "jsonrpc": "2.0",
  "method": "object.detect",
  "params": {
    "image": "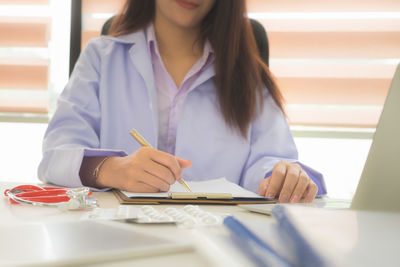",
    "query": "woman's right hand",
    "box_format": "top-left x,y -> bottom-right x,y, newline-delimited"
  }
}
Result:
96,147 -> 192,192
